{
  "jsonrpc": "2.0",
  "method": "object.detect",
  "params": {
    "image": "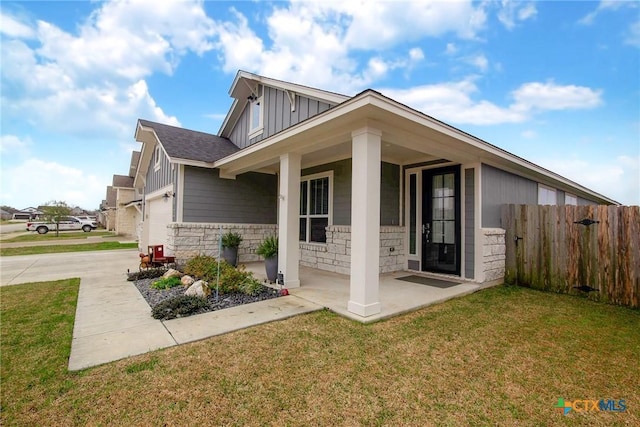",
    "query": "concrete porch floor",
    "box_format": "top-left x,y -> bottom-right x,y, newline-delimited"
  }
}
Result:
243,262 -> 490,323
